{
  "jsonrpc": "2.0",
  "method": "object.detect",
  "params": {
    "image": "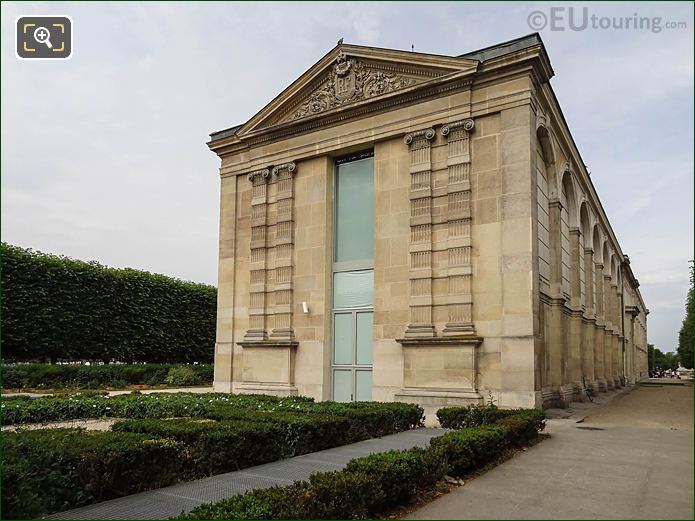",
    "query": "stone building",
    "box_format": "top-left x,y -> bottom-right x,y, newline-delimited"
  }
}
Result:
208,33 -> 648,409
